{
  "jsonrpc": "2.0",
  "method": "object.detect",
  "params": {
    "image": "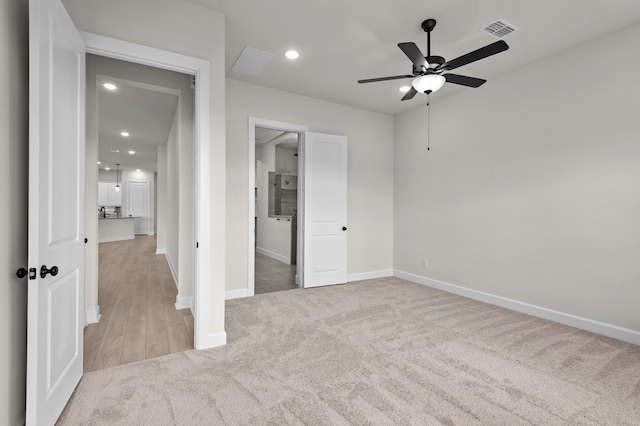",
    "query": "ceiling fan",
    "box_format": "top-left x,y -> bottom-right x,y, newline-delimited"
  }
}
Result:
358,19 -> 509,101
